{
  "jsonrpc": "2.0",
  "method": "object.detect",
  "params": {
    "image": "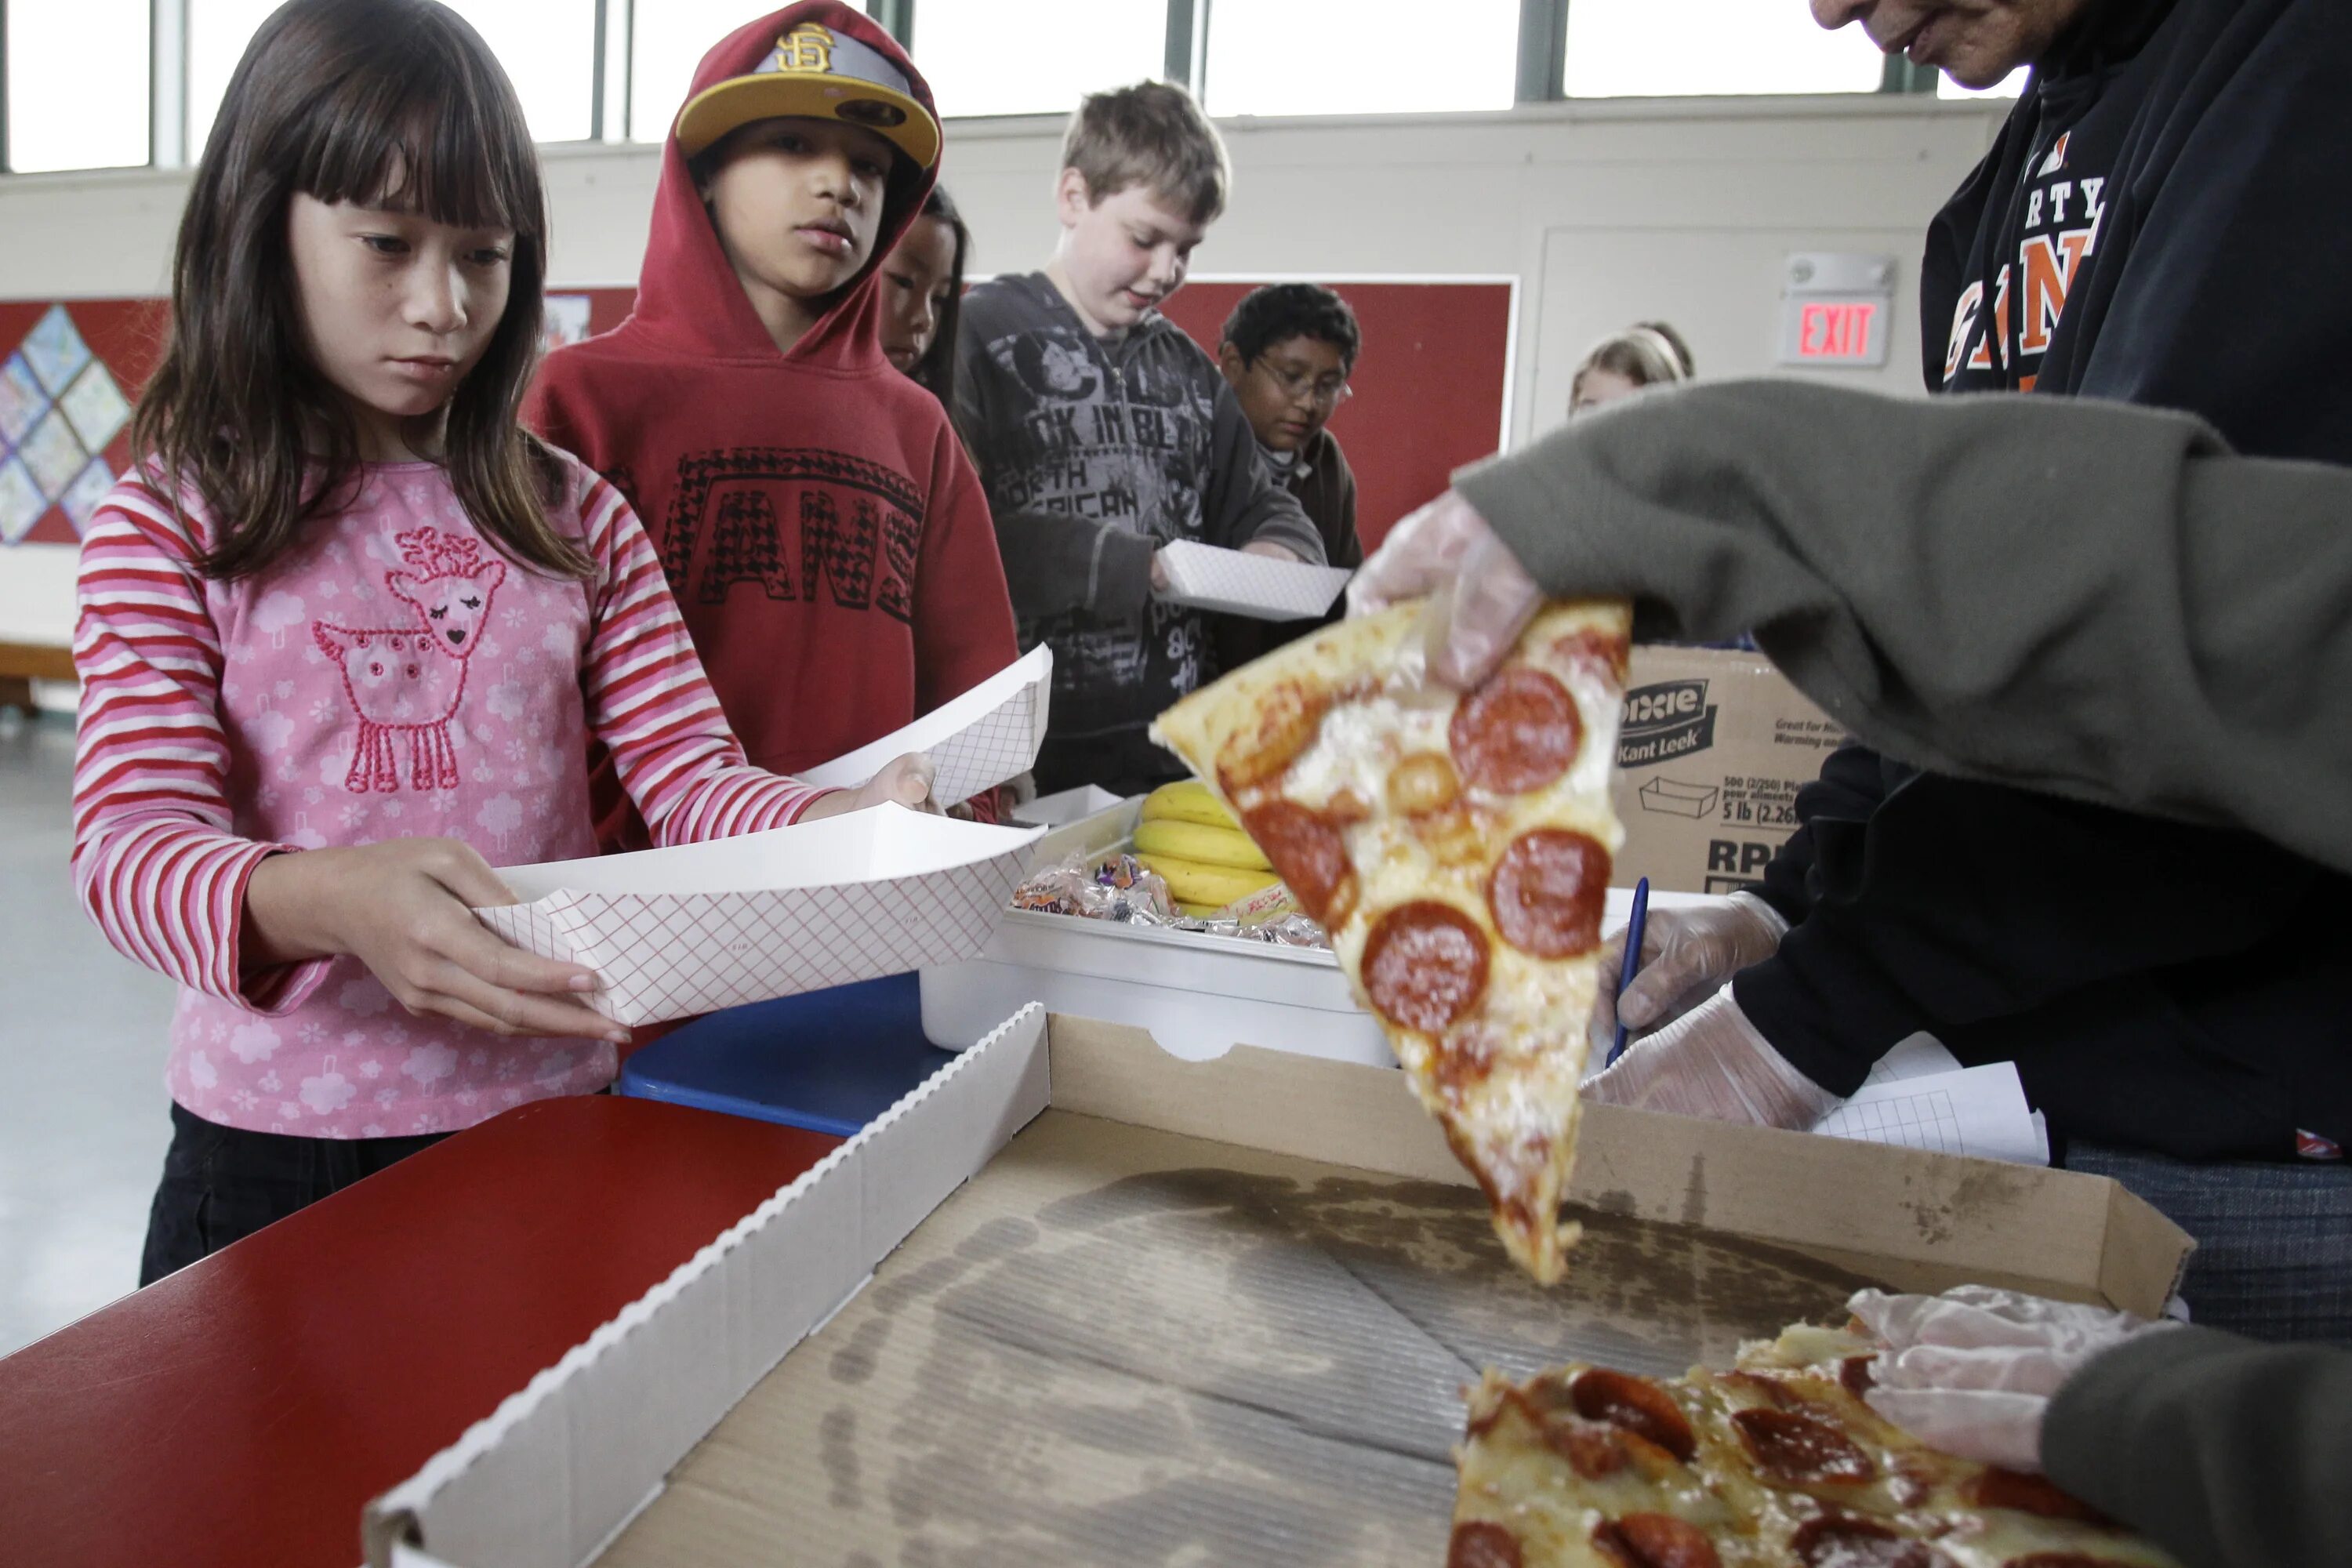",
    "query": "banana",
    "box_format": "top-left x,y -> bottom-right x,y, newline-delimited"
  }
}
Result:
1135,852 -> 1279,909
1133,818 -> 1272,872
1140,779 -> 1239,831
1174,901 -> 1225,920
